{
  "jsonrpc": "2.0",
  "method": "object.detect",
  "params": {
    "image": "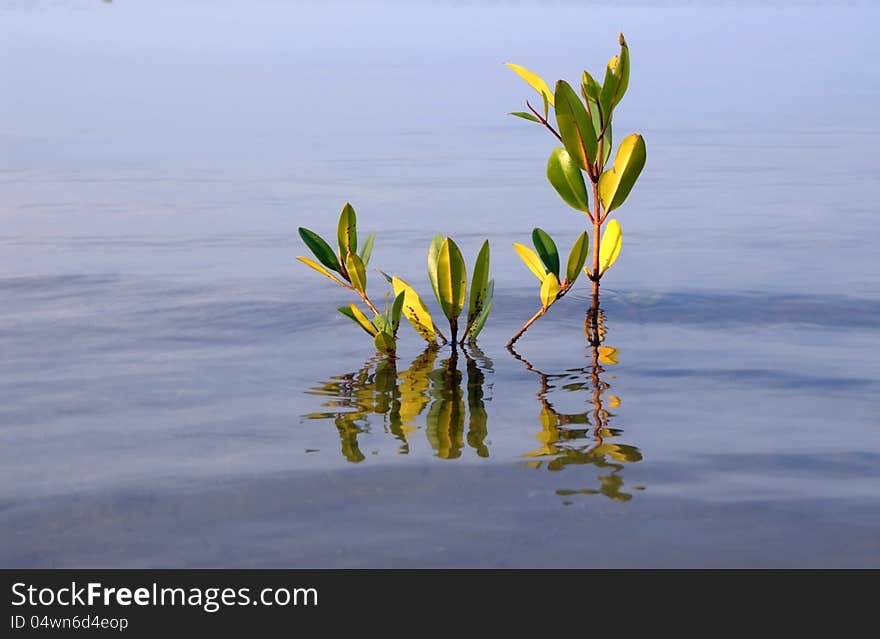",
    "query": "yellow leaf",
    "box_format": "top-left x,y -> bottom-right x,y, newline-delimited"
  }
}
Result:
513,243 -> 547,282
347,303 -> 378,337
540,272 -> 560,310
505,63 -> 555,107
608,395 -> 621,408
598,133 -> 647,213
296,256 -> 347,287
598,346 -> 619,365
391,276 -> 437,344
599,219 -> 622,274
